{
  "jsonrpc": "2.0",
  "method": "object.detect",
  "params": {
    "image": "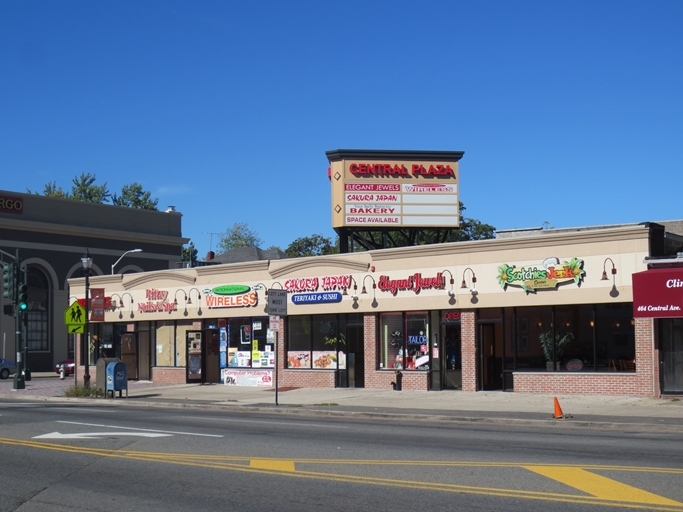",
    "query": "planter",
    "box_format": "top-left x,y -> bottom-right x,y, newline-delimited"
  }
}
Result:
546,362 -> 561,371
